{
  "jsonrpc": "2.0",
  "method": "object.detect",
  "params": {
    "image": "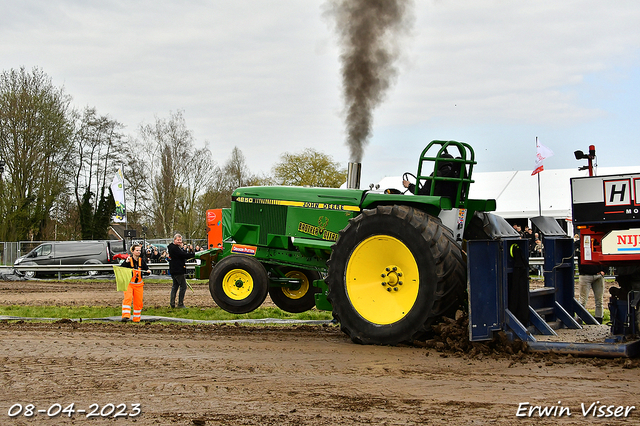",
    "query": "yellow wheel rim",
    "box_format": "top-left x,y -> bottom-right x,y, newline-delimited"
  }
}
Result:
346,235 -> 419,325
282,271 -> 310,299
222,268 -> 254,300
